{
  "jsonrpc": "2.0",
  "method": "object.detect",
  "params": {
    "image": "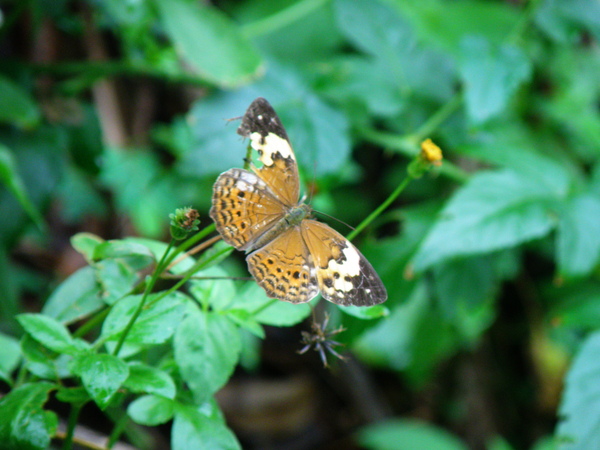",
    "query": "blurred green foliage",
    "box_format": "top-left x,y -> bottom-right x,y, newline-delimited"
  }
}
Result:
0,0 -> 599,448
